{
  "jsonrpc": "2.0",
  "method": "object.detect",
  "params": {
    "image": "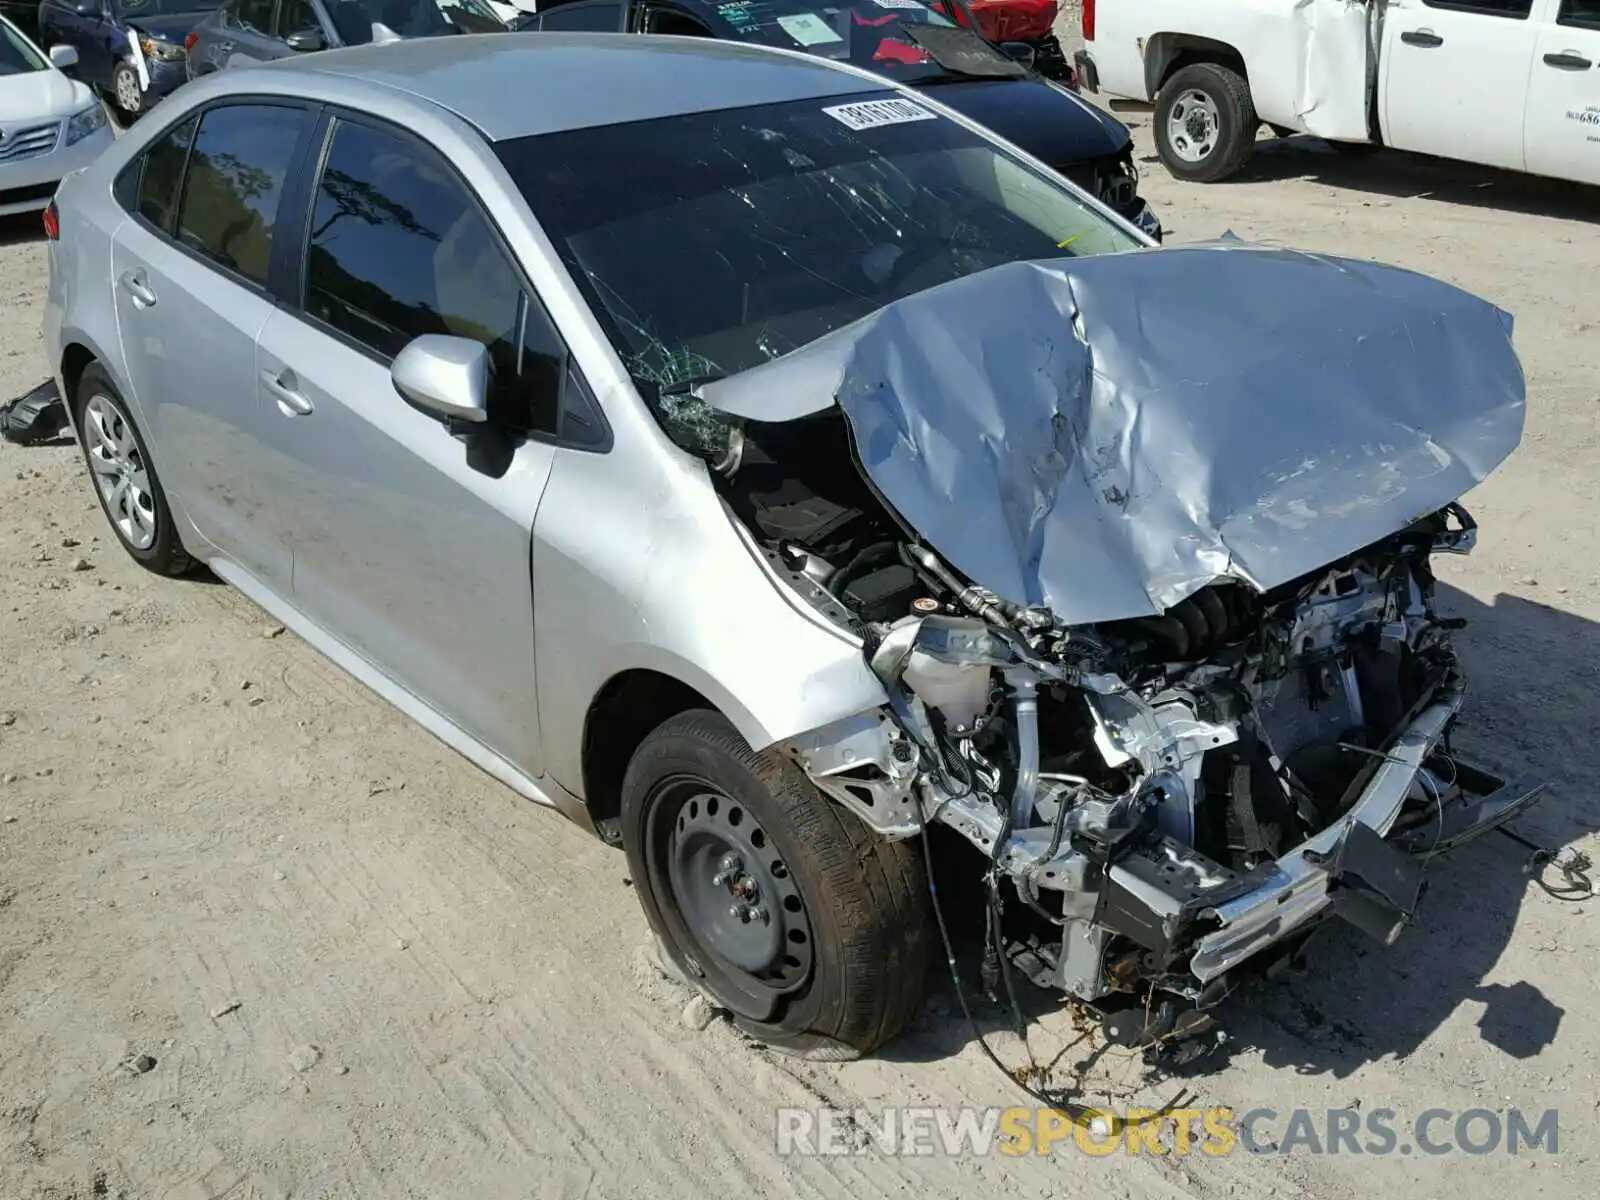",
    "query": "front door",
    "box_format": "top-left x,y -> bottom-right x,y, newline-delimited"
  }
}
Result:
111,100 -> 314,591
1524,0 -> 1600,183
1380,0 -> 1539,172
252,113 -> 564,775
